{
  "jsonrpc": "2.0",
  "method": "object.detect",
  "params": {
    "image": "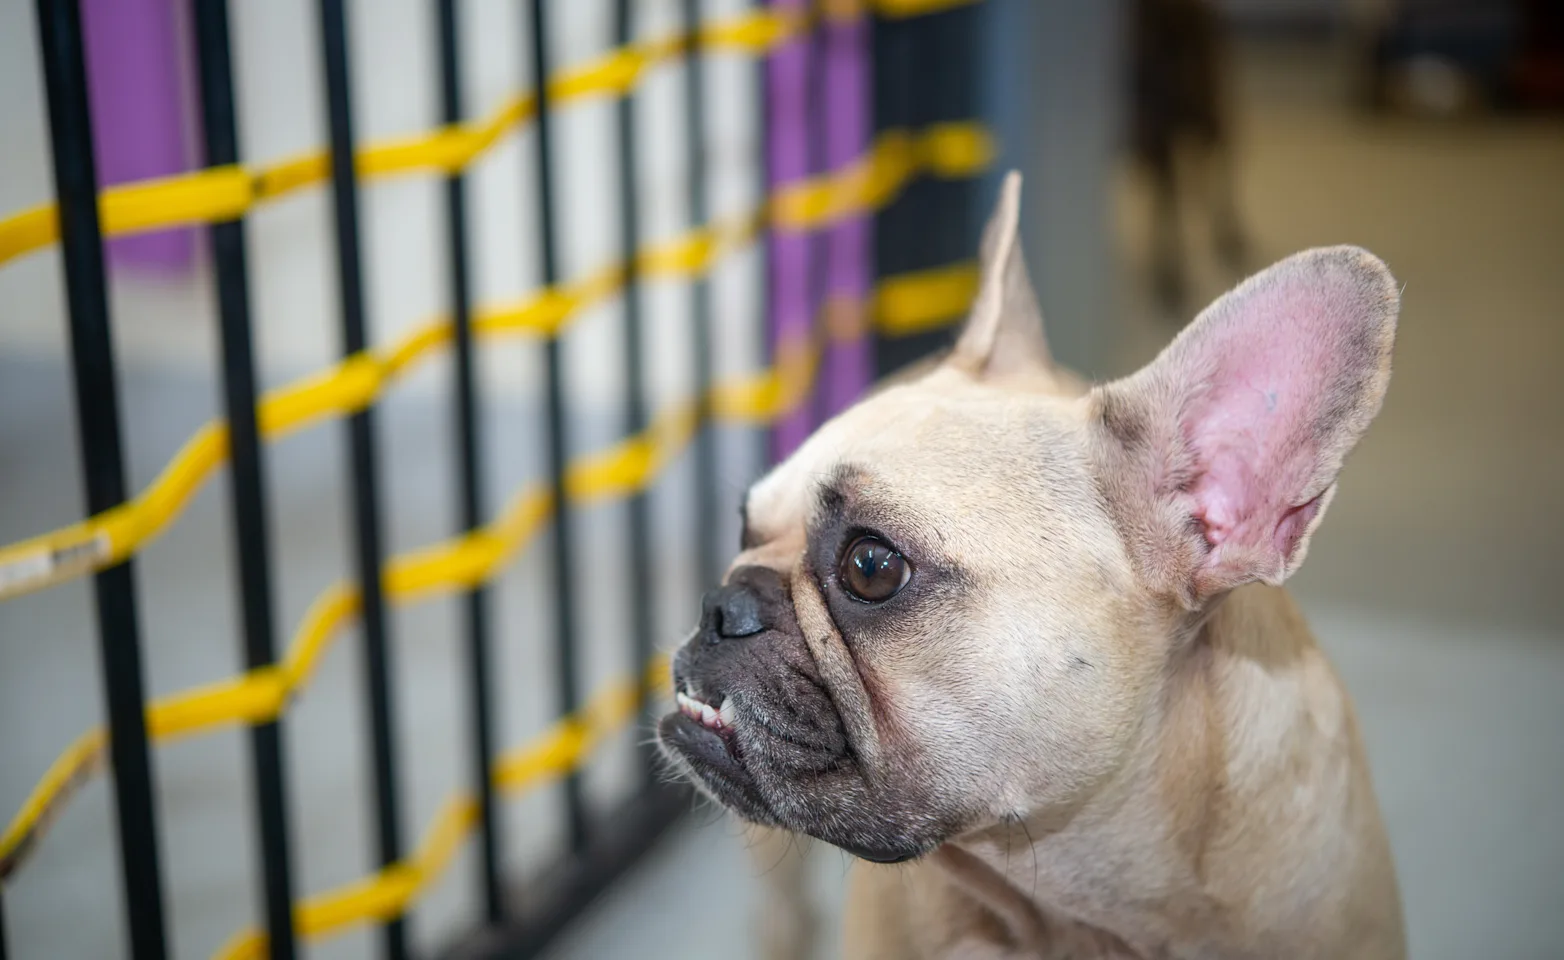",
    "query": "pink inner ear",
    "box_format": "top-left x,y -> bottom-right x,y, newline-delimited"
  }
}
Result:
1181,284 -> 1343,573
